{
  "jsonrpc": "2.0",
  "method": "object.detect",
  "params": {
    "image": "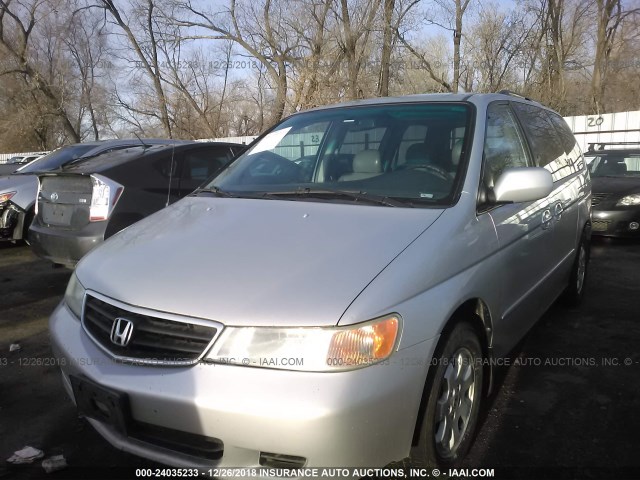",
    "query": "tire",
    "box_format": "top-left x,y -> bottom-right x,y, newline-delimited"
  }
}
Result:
562,229 -> 590,307
412,322 -> 484,468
